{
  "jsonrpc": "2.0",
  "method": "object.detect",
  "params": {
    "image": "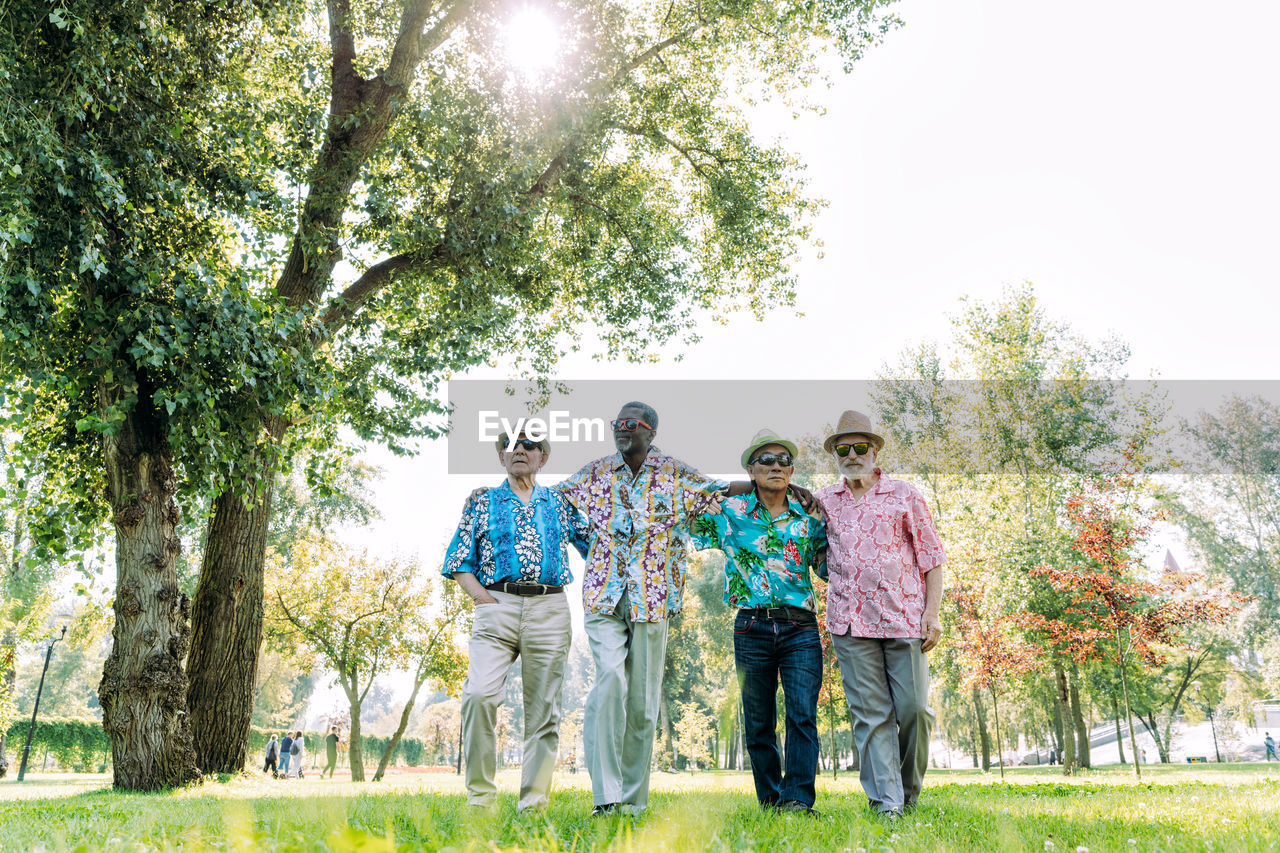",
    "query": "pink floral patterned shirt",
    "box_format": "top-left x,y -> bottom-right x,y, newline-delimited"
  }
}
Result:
816,472 -> 946,638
